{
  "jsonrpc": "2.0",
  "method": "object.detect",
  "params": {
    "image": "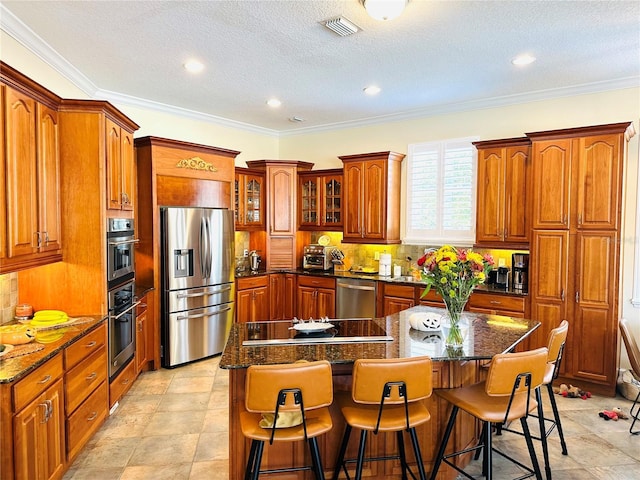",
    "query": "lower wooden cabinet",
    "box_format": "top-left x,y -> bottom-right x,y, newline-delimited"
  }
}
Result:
236,275 -> 270,322
135,296 -> 149,374
380,284 -> 415,316
467,291 -> 526,318
109,359 -> 136,409
269,273 -> 296,320
66,380 -> 108,462
297,275 -> 335,319
13,378 -> 65,480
